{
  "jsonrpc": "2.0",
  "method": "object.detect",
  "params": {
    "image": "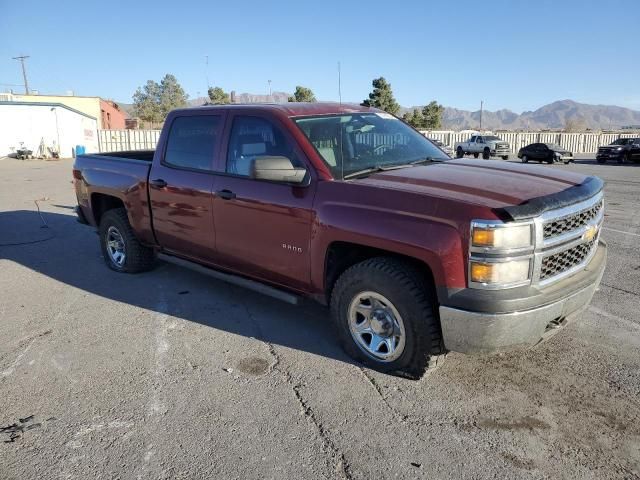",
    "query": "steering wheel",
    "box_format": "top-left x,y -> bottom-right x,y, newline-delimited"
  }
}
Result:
373,144 -> 394,153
